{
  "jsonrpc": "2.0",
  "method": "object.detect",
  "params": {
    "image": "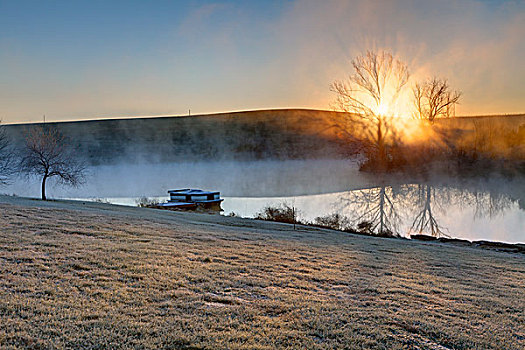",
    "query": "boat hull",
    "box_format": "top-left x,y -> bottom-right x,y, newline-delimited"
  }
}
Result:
148,199 -> 223,212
